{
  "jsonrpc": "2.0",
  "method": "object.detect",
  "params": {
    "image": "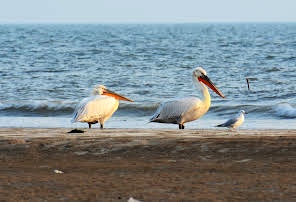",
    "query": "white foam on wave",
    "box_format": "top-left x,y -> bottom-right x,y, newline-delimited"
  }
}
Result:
273,103 -> 296,118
